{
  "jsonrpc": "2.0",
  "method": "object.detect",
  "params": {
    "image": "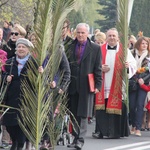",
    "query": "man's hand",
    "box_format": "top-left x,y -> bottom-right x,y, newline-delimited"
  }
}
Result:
38,66 -> 44,73
102,64 -> 110,73
50,81 -> 56,88
7,75 -> 14,82
125,61 -> 129,68
138,78 -> 144,85
95,88 -> 99,94
58,89 -> 64,94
